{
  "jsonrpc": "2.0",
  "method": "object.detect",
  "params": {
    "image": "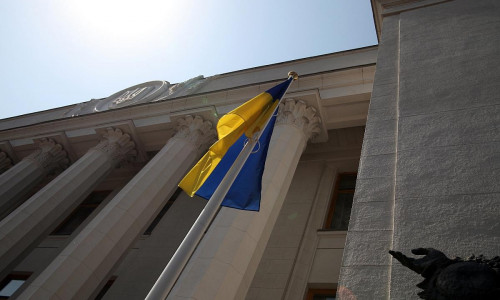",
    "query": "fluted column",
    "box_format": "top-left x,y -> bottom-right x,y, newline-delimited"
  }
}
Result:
0,128 -> 135,281
0,139 -> 68,220
167,99 -> 321,300
18,115 -> 216,300
0,152 -> 12,174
